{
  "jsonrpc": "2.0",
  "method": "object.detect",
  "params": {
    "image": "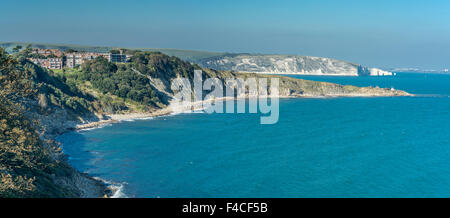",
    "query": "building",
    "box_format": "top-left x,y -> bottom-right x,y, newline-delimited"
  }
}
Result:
65,53 -> 84,68
109,50 -> 129,63
48,58 -> 63,69
110,53 -> 127,63
28,48 -> 132,69
30,58 -> 63,69
29,58 -> 47,67
31,48 -> 63,57
65,52 -> 111,68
